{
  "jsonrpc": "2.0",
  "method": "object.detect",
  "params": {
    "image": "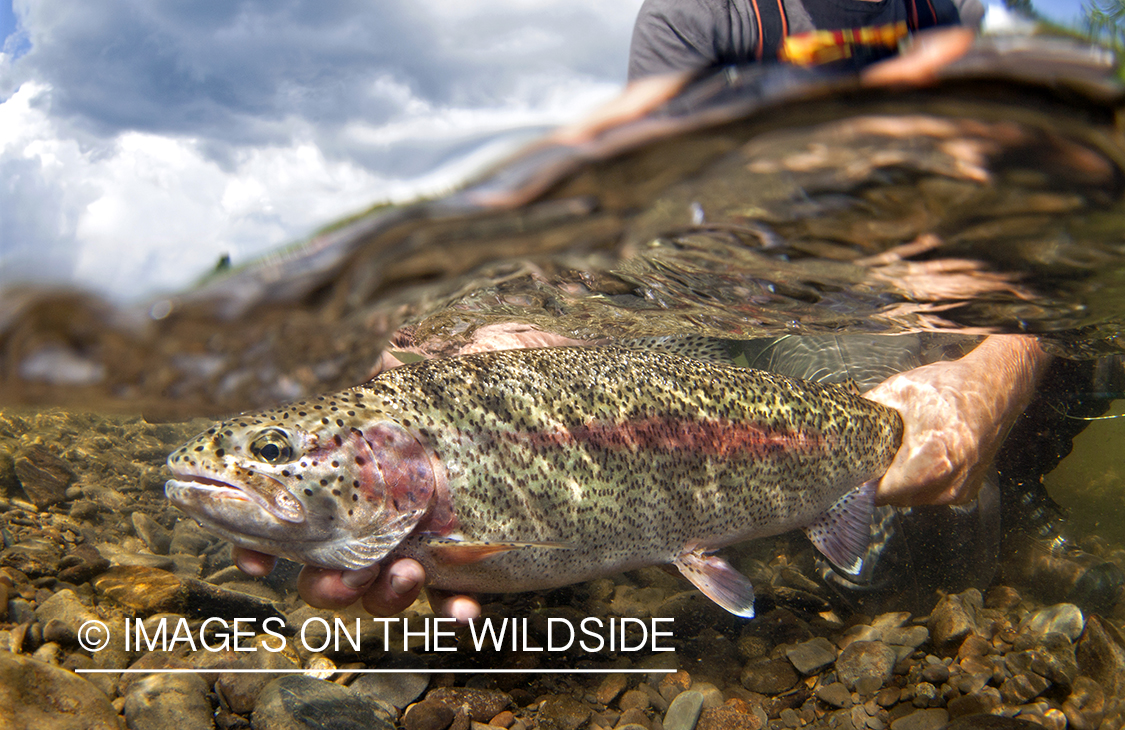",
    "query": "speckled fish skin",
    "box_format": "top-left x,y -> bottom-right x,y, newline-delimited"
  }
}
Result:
166,346 -> 903,615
